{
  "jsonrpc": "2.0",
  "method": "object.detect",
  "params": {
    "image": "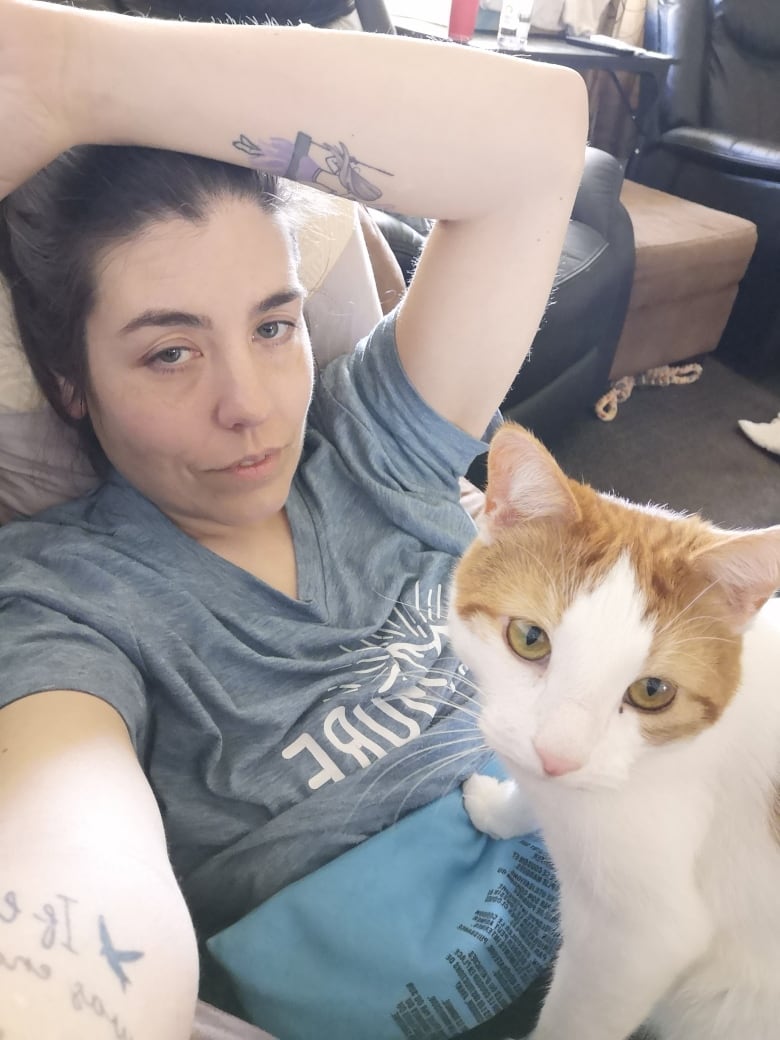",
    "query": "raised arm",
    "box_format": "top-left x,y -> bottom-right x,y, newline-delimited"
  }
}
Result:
0,690 -> 199,1039
1,0 -> 588,434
